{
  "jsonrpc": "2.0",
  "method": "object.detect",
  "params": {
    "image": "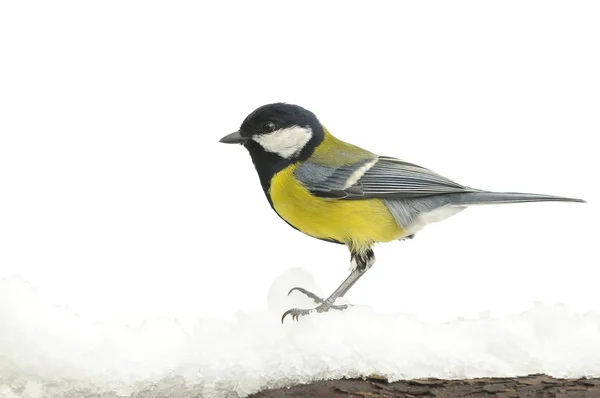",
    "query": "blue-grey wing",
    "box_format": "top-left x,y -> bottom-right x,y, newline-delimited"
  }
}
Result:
294,155 -> 580,233
294,157 -> 377,198
295,155 -> 475,199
